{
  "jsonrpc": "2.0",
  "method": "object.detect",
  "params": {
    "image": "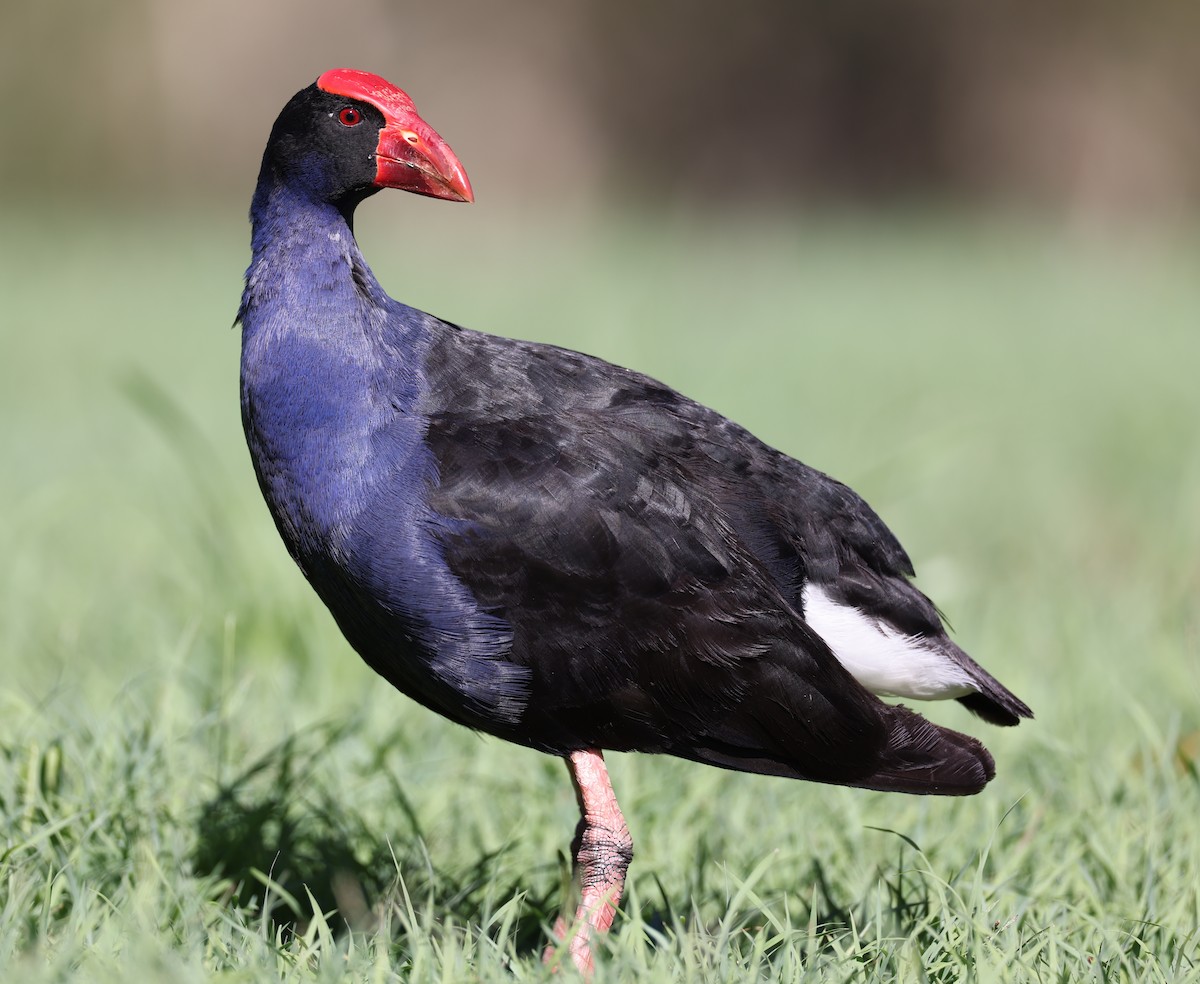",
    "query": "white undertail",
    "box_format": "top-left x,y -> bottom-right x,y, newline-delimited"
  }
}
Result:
801,583 -> 975,701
